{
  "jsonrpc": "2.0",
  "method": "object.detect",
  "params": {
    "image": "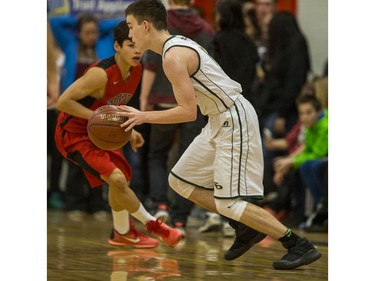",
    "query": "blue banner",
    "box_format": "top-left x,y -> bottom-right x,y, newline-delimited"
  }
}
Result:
48,0 -> 135,18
